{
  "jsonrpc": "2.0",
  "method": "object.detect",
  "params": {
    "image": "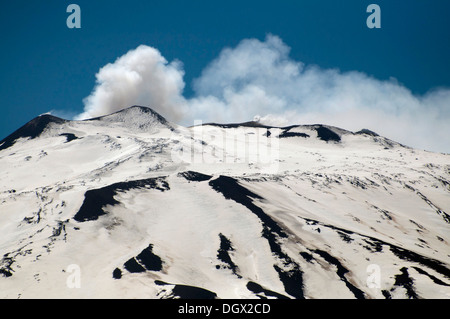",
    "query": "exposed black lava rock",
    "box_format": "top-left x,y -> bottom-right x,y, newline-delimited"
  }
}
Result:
59,133 -> 78,143
313,249 -> 365,299
303,216 -> 450,280
201,121 -> 273,129
177,171 -> 212,182
209,175 -> 304,299
74,176 -> 169,222
411,267 -> 450,286
0,114 -> 66,151
315,126 -> 341,142
216,233 -> 240,278
155,280 -> 217,299
124,257 -> 146,273
120,244 -> 164,275
355,129 -> 379,137
209,176 -> 285,238
135,244 -> 163,271
393,267 -> 418,299
112,268 -> 122,279
246,281 -> 289,299
279,131 -> 310,139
